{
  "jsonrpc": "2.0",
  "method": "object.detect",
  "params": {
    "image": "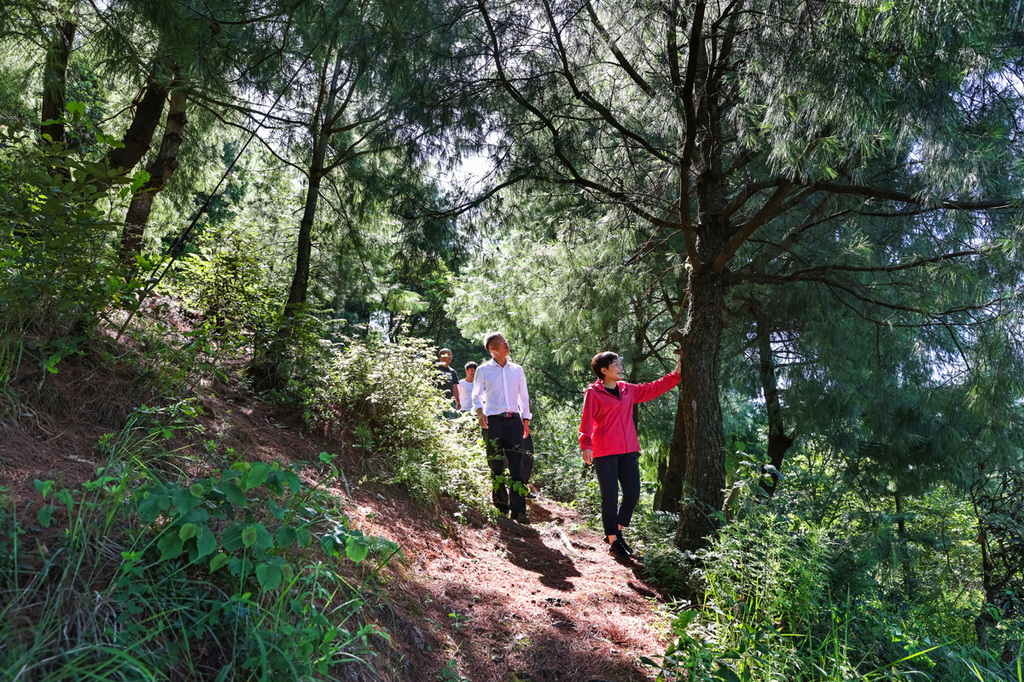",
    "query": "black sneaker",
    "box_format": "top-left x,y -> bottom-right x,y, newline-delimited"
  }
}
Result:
618,532 -> 634,556
513,513 -> 531,524
609,538 -> 630,559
